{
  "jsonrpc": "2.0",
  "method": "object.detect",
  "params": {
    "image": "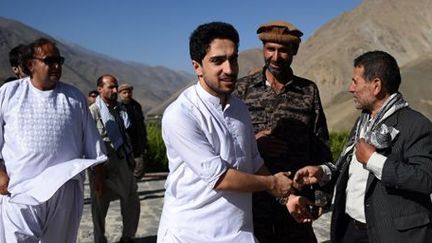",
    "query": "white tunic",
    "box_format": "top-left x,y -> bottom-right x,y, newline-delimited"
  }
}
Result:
157,83 -> 263,243
0,78 -> 107,205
